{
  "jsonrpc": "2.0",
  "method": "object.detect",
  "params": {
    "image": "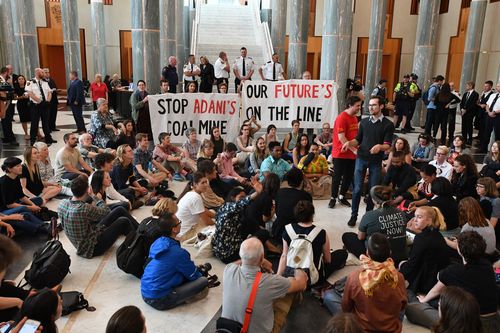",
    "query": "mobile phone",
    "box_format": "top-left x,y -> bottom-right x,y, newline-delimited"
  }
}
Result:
17,320 -> 40,333
0,324 -> 11,333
